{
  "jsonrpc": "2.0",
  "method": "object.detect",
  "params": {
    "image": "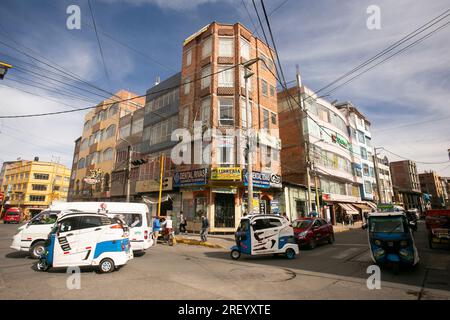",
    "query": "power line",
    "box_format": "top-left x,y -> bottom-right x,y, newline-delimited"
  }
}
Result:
373,115 -> 450,135
380,147 -> 450,165
241,0 -> 262,39
87,0 -> 112,91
